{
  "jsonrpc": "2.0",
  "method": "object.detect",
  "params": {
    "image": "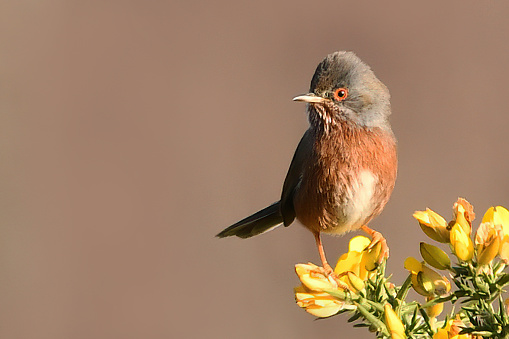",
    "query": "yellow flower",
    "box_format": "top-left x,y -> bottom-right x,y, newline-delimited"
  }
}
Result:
499,236 -> 509,263
404,257 -> 451,297
294,263 -> 345,317
475,221 -> 501,265
384,303 -> 406,339
450,223 -> 474,262
434,318 -> 472,339
334,236 -> 382,290
426,296 -> 444,319
433,329 -> 449,339
453,198 -> 475,235
345,272 -> 365,293
420,242 -> 451,270
295,263 -> 339,291
294,285 -> 345,318
413,209 -> 450,243
483,206 -> 509,262
482,205 -> 509,235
